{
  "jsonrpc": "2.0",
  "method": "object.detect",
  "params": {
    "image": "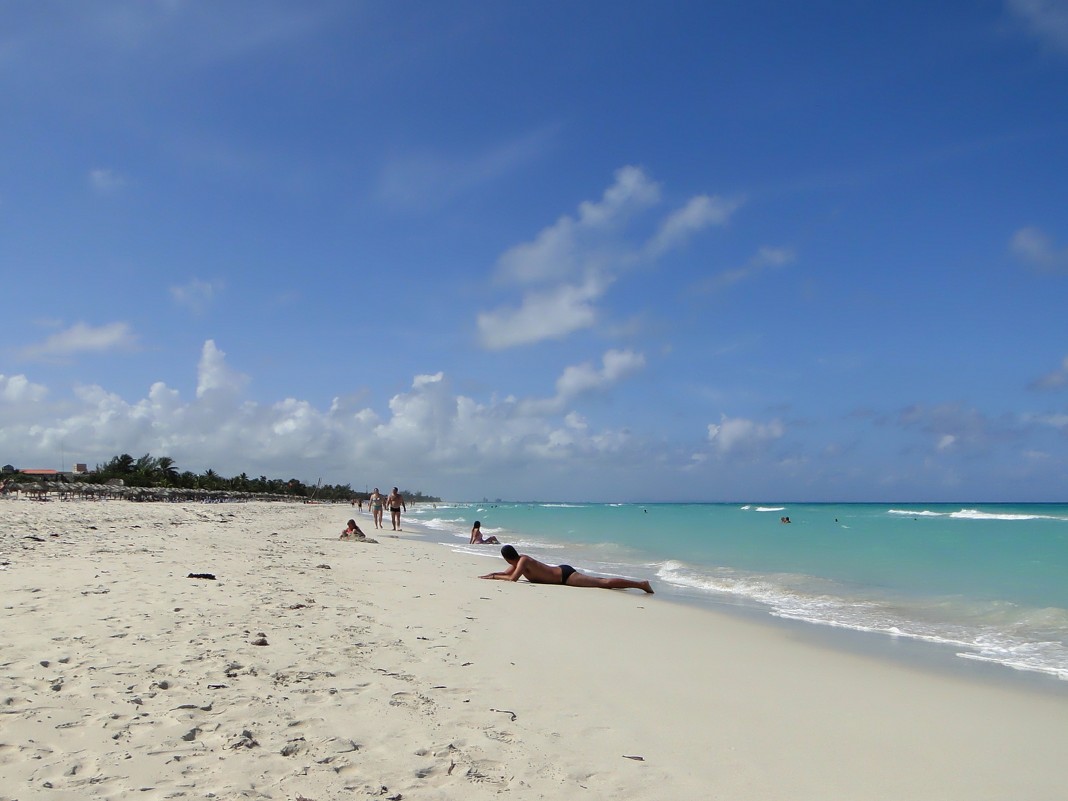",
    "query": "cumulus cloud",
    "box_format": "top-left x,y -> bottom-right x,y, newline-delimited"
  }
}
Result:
19,322 -> 139,361
707,414 -> 785,454
519,349 -> 647,415
0,374 -> 48,404
480,166 -> 740,349
0,340 -> 648,493
1011,226 -> 1068,272
477,278 -> 605,350
495,166 -> 661,287
574,165 -> 662,228
171,278 -> 223,315
556,349 -> 646,399
196,340 -> 248,399
1008,0 -> 1068,53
